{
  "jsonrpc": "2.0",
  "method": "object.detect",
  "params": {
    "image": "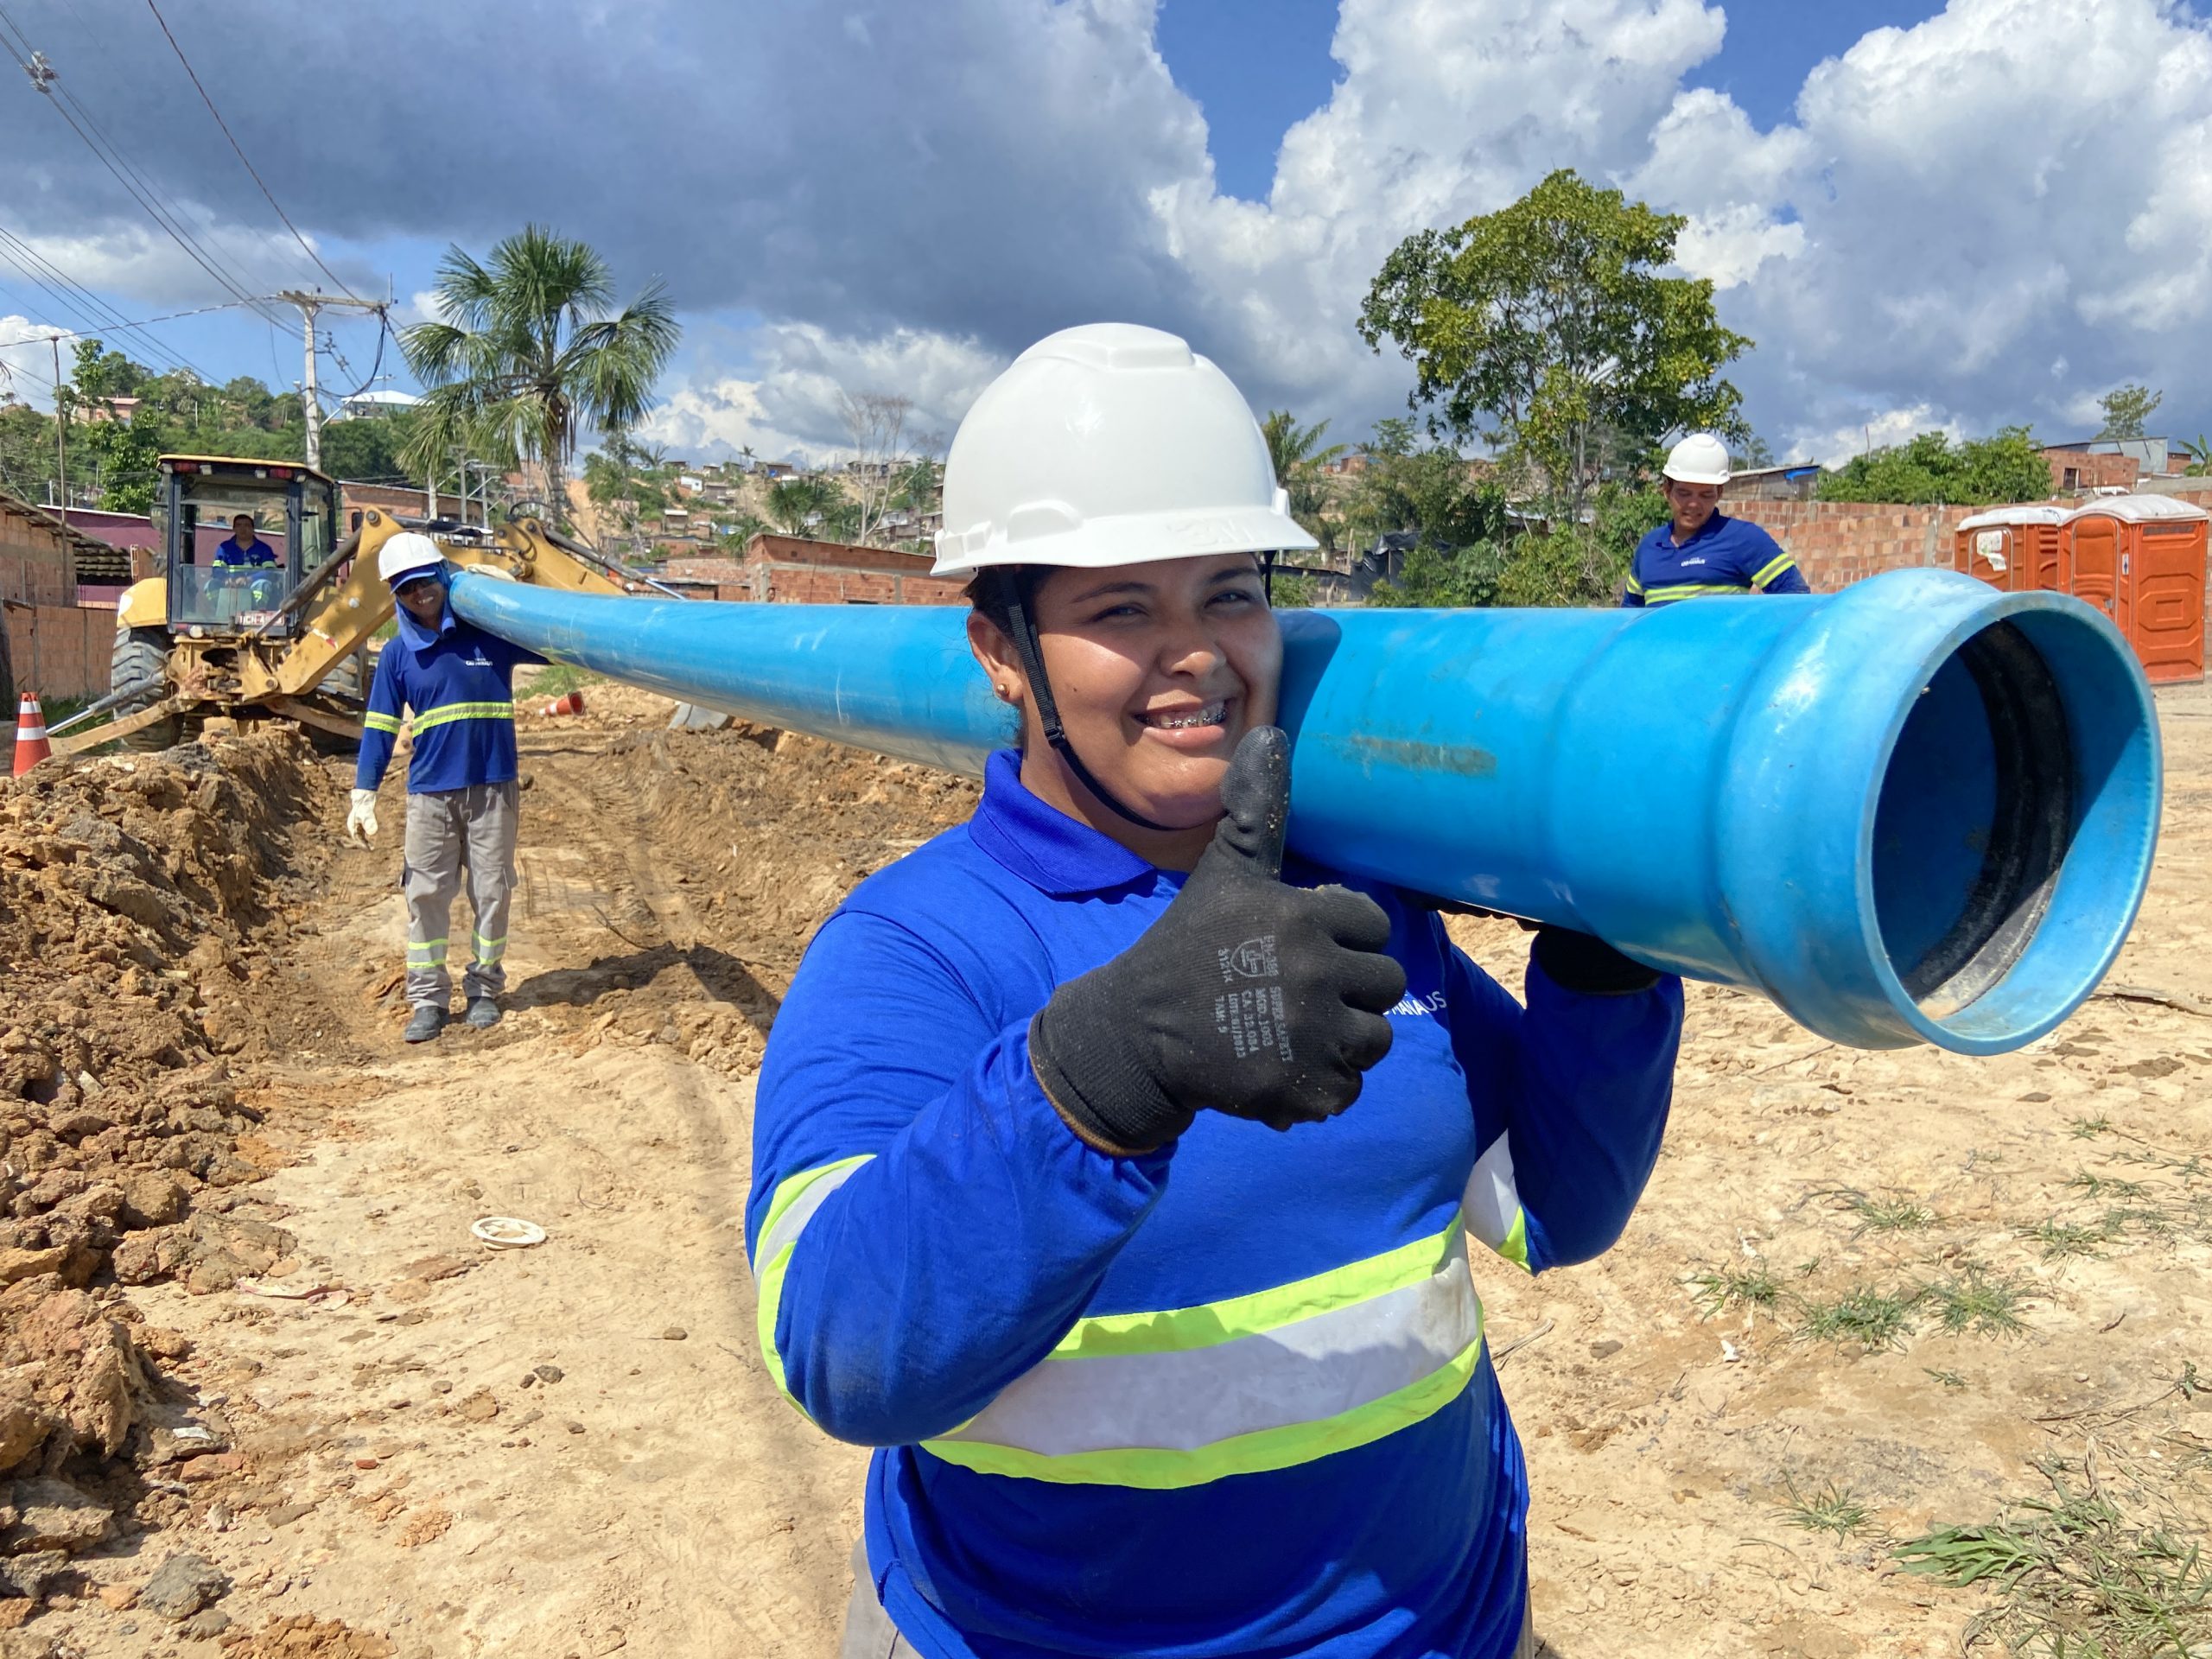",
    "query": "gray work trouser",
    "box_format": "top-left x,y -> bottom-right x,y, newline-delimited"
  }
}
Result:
836,1538 -> 1540,1656
402,781 -> 518,1009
